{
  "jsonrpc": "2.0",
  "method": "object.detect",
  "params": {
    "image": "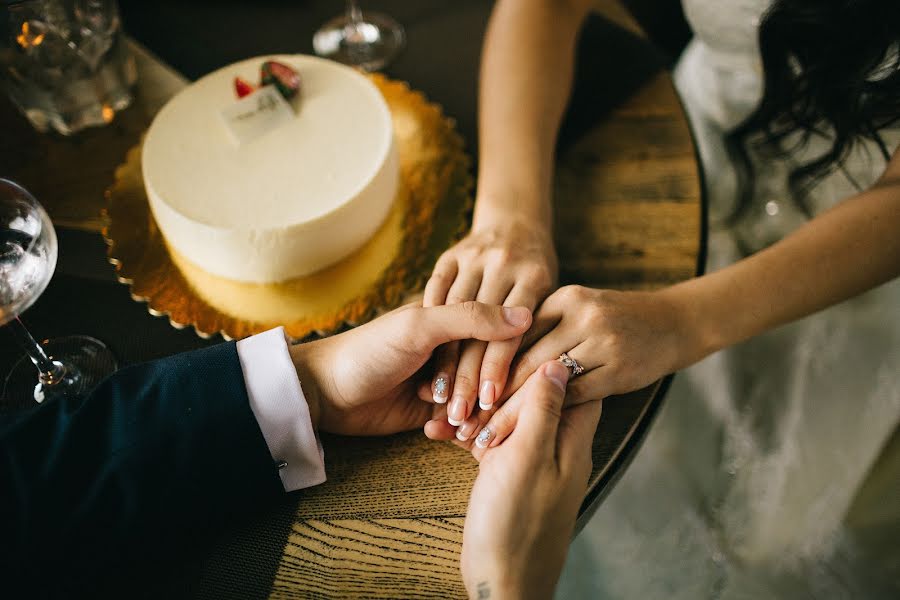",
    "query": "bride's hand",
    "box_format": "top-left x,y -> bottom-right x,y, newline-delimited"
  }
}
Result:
460,285 -> 704,449
422,215 -> 557,434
